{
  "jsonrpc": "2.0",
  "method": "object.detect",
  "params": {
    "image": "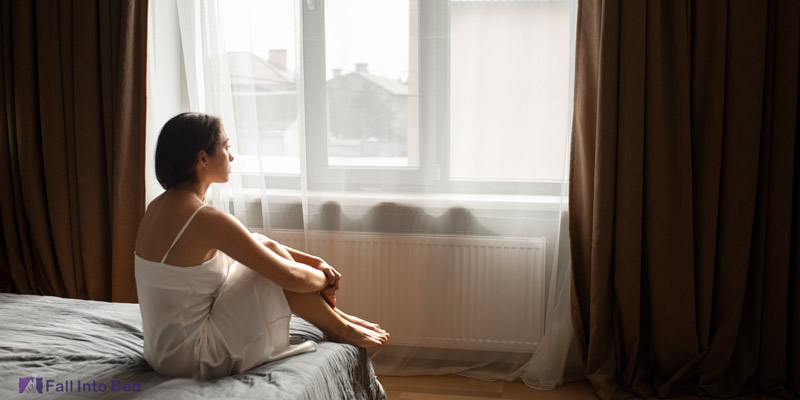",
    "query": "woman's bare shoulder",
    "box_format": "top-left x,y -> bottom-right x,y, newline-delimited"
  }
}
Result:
191,205 -> 249,238
195,204 -> 237,224
189,205 -> 272,265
